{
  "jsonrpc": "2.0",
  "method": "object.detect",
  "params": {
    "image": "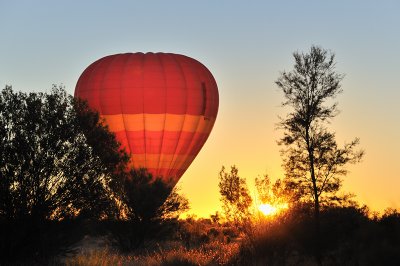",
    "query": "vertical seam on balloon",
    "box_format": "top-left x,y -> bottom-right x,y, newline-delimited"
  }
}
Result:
193,71 -> 218,163
156,53 -> 168,178
166,54 -> 188,181
75,60 -> 95,97
184,73 -> 218,173
120,54 -> 131,155
201,82 -> 207,116
197,73 -> 219,166
141,53 -> 147,171
86,58 -> 107,115
78,58 -> 100,100
99,55 -> 121,117
208,73 -> 219,120
172,57 -> 204,174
